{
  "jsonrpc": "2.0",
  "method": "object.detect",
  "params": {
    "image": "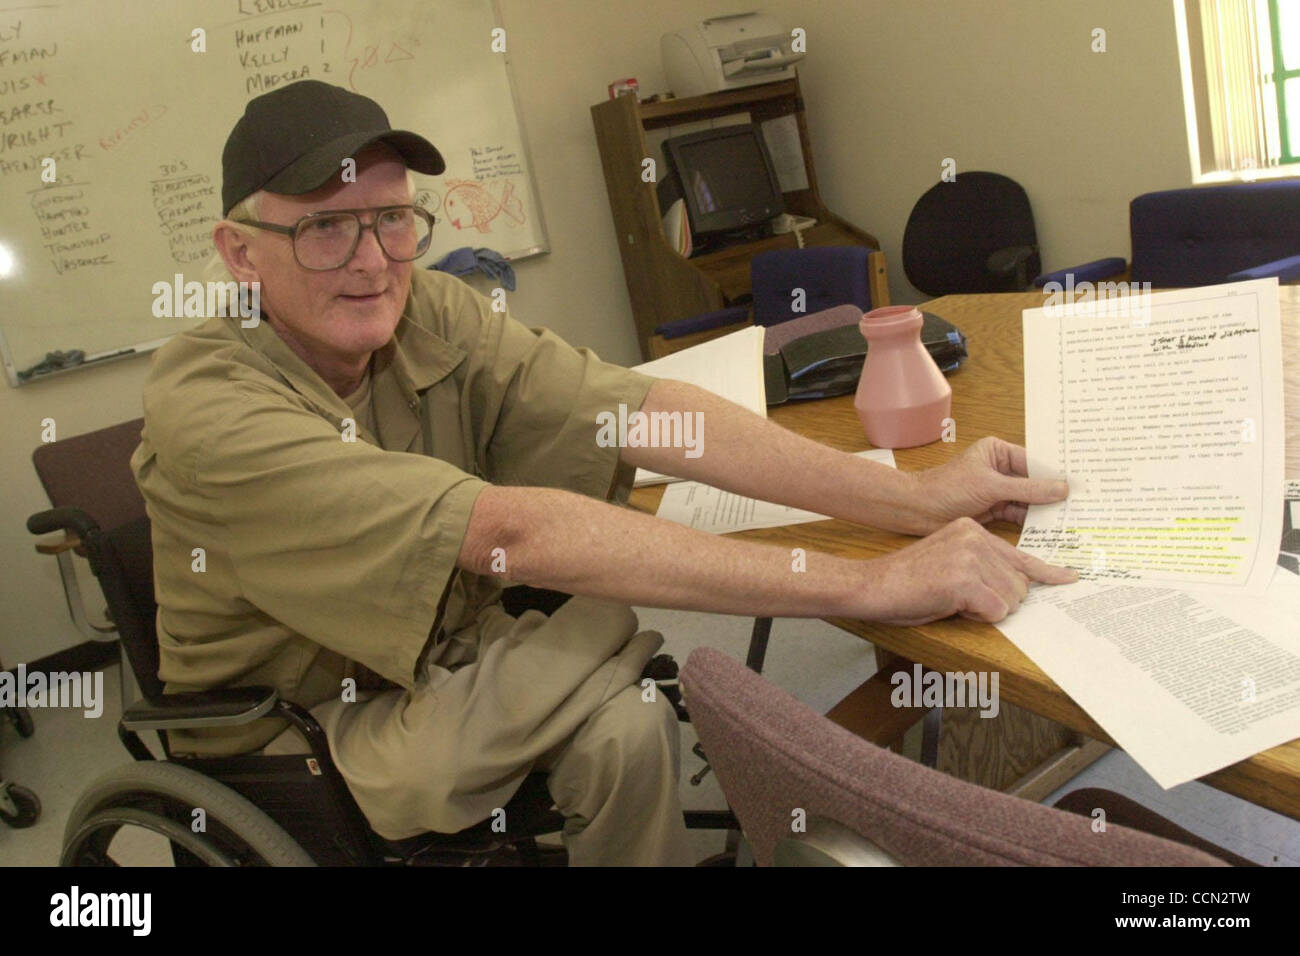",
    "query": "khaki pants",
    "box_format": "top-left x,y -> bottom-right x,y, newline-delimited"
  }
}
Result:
270,596 -> 694,866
